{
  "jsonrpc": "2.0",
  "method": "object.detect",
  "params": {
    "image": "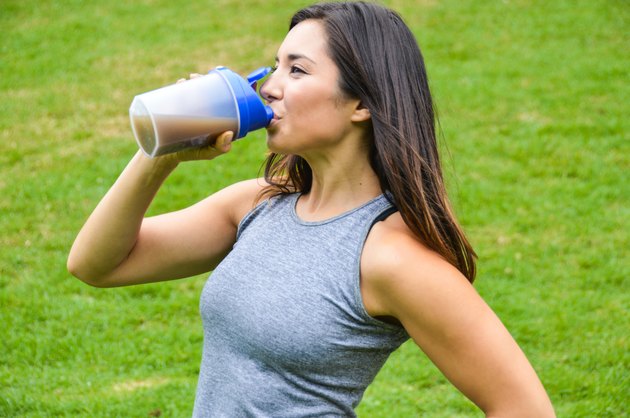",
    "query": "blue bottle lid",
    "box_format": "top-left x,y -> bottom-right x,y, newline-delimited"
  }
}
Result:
214,66 -> 274,139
